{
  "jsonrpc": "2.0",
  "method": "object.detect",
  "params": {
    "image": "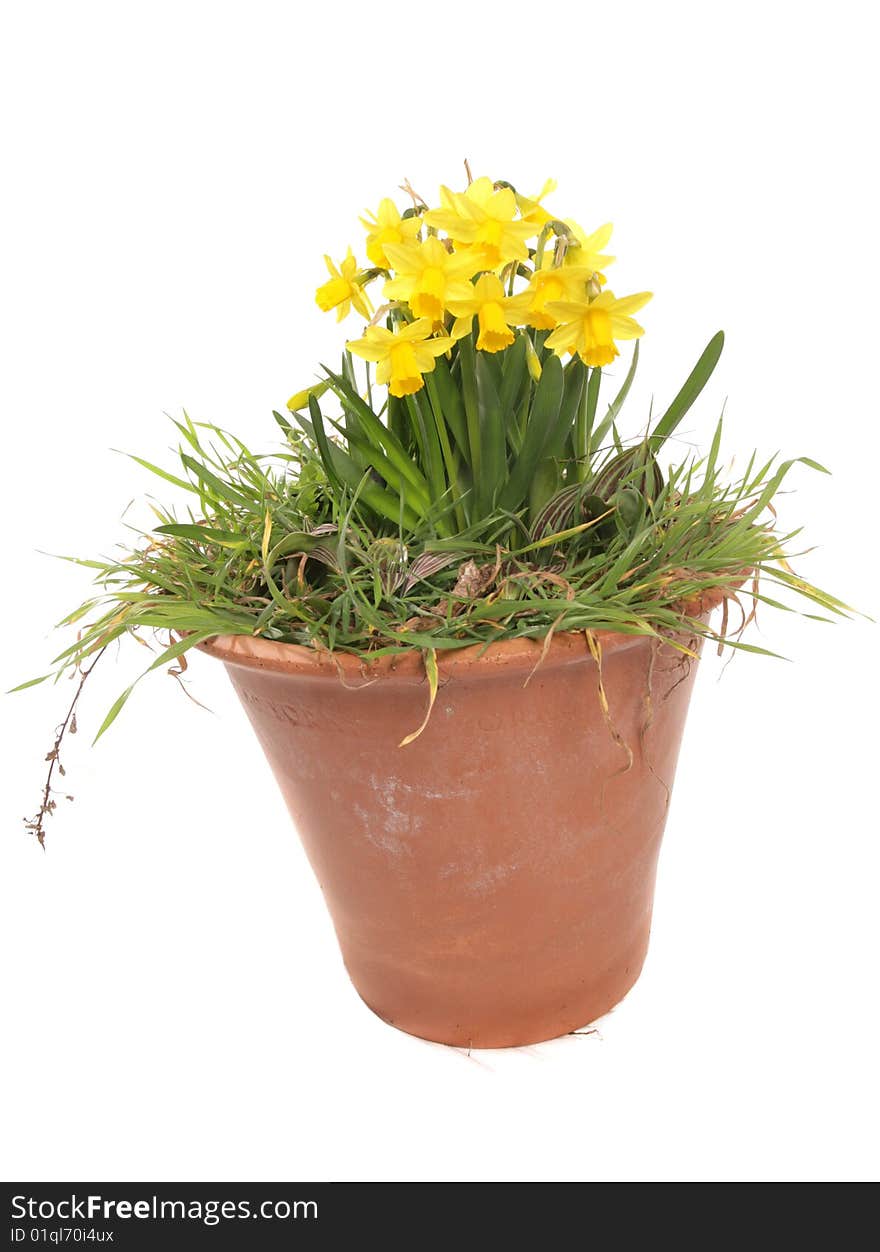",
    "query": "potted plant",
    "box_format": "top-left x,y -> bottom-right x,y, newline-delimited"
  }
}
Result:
21,172 -> 847,1048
